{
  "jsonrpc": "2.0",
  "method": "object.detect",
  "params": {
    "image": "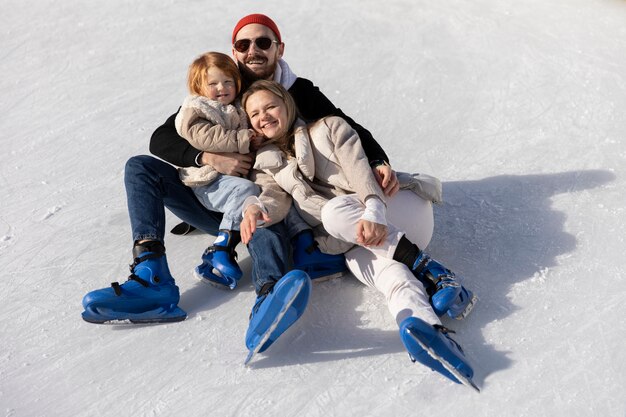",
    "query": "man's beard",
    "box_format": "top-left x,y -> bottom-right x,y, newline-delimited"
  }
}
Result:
238,58 -> 276,87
